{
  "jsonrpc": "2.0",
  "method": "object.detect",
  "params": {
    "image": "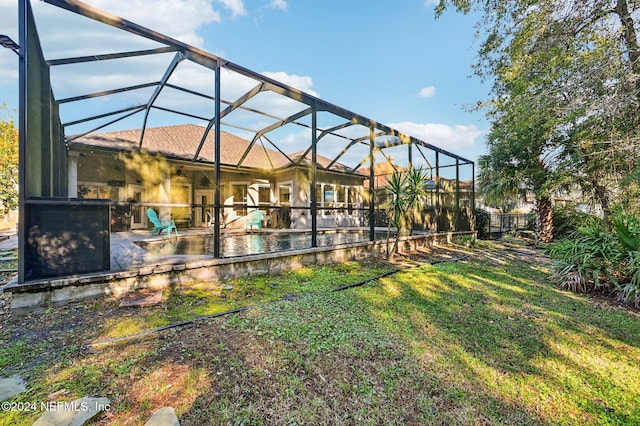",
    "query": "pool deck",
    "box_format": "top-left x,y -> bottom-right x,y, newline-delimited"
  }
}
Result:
1,228 -> 474,313
2,227 -> 357,272
1,229 -> 201,272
